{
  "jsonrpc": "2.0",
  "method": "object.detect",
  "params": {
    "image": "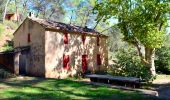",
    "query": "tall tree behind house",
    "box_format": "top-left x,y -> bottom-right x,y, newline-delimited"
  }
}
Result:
94,0 -> 170,76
